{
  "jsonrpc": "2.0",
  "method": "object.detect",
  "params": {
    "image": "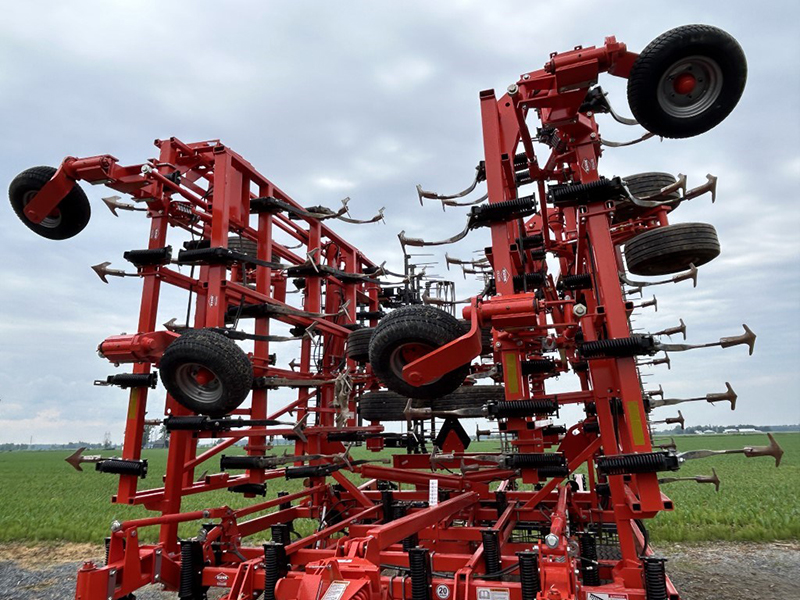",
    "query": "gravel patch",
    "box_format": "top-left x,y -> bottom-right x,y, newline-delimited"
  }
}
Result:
1,541 -> 798,599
